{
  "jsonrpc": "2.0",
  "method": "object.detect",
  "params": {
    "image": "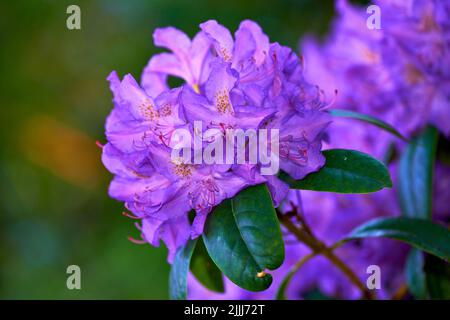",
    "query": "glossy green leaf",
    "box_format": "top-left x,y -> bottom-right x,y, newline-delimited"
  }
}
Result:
398,126 -> 438,219
405,248 -> 428,299
399,128 -> 439,299
280,149 -> 392,193
345,217 -> 450,261
330,109 -> 407,141
190,237 -> 224,293
202,184 -> 283,291
231,184 -> 284,270
169,238 -> 197,300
